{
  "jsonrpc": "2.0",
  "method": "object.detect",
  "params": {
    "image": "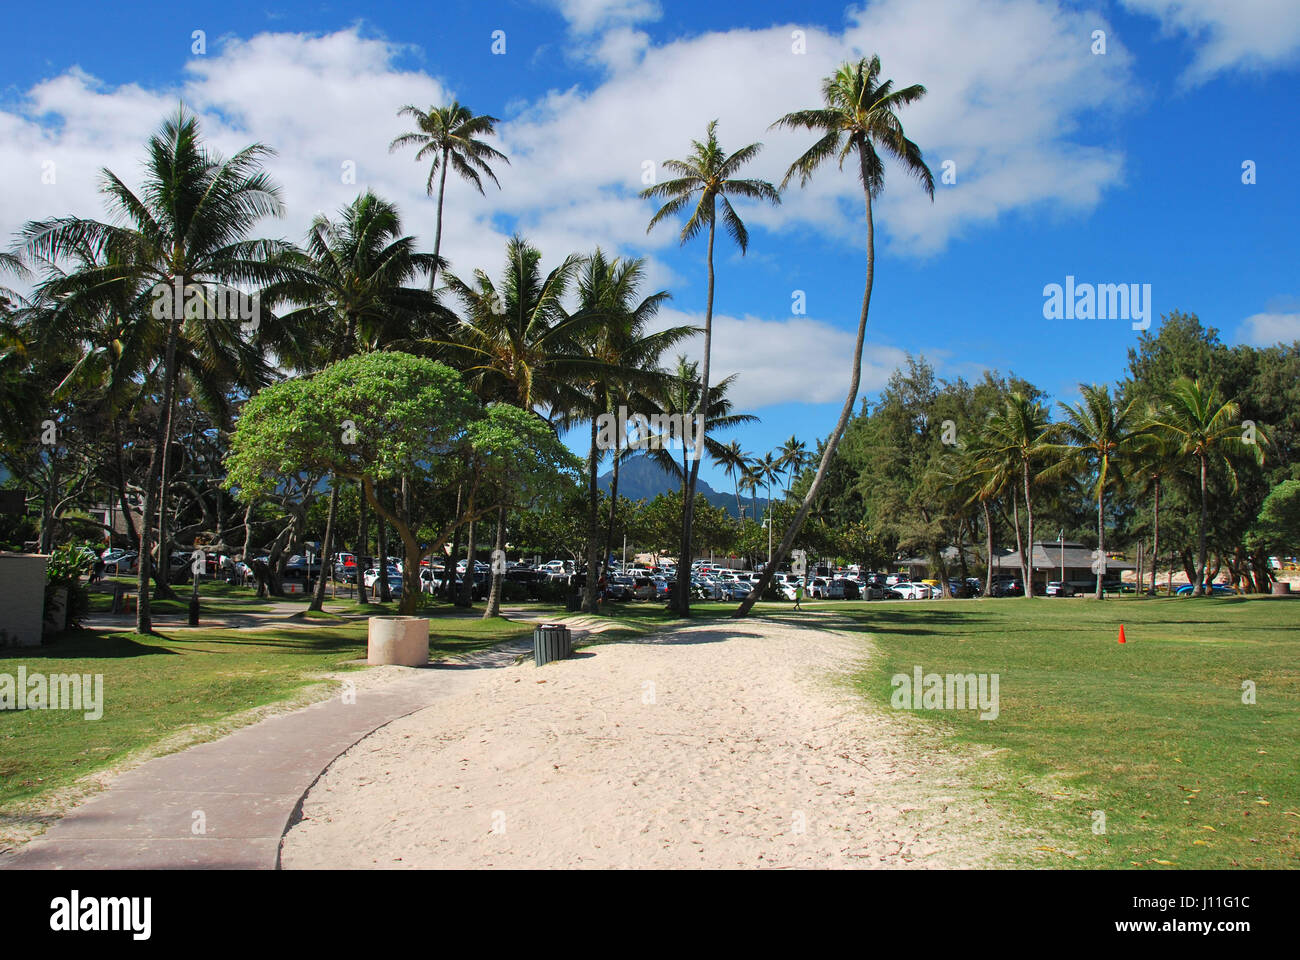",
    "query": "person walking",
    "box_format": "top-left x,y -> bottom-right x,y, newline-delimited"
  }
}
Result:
793,578 -> 804,611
